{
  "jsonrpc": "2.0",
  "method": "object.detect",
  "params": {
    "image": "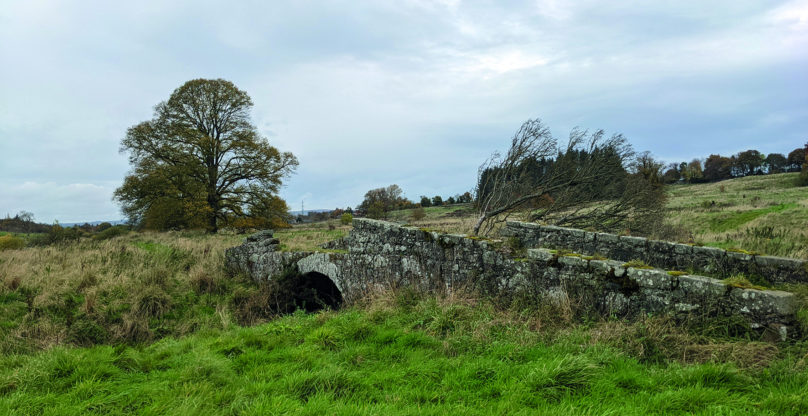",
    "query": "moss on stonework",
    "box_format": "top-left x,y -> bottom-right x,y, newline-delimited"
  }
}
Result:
667,270 -> 688,277
726,247 -> 763,256
622,259 -> 653,269
722,275 -> 768,291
